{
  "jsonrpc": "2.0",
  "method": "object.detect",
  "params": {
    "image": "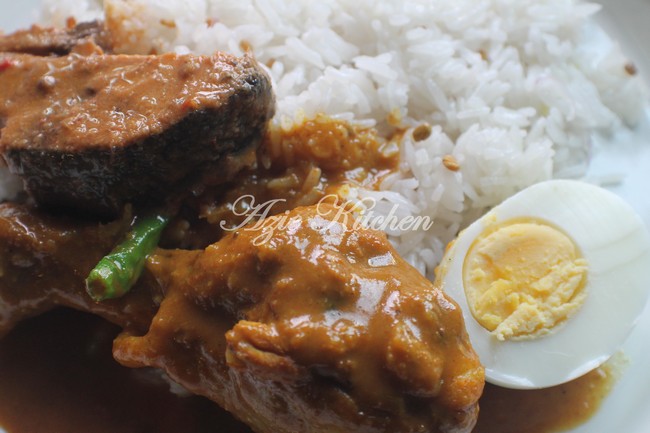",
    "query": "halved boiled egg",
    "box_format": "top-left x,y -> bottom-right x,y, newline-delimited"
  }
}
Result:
438,180 -> 650,389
